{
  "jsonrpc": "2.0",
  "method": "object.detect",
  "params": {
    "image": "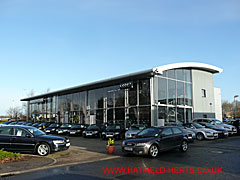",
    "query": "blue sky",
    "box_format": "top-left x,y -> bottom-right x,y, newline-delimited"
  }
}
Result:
0,0 -> 240,115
